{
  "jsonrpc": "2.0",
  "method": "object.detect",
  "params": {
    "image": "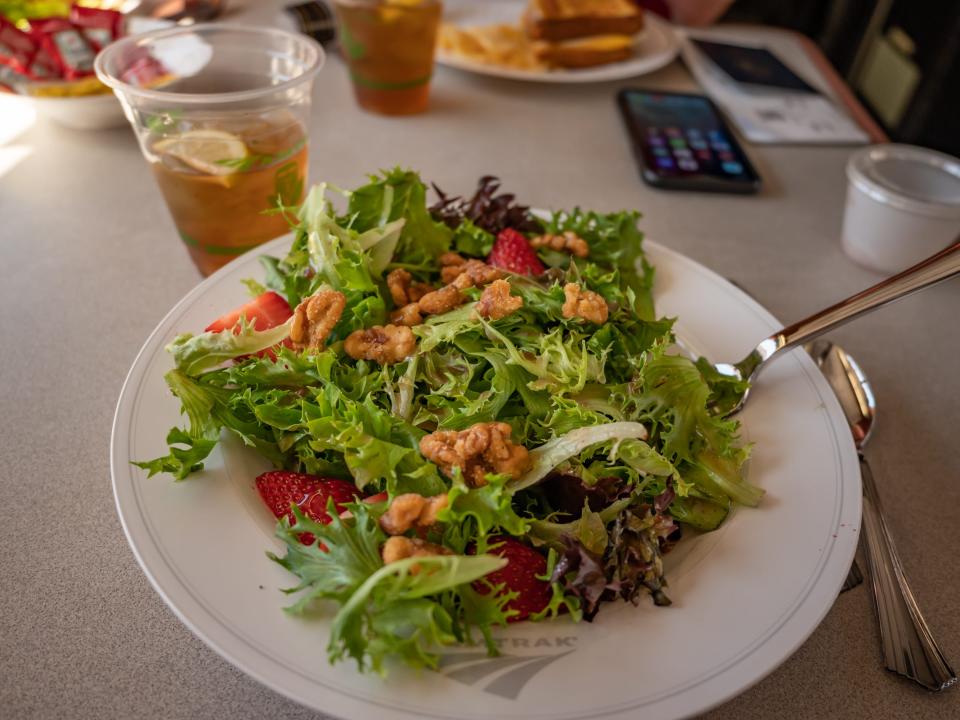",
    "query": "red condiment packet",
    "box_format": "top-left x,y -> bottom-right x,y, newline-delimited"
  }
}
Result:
69,5 -> 124,50
25,45 -> 61,80
0,17 -> 37,66
29,17 -> 97,80
0,55 -> 31,93
120,54 -> 169,87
